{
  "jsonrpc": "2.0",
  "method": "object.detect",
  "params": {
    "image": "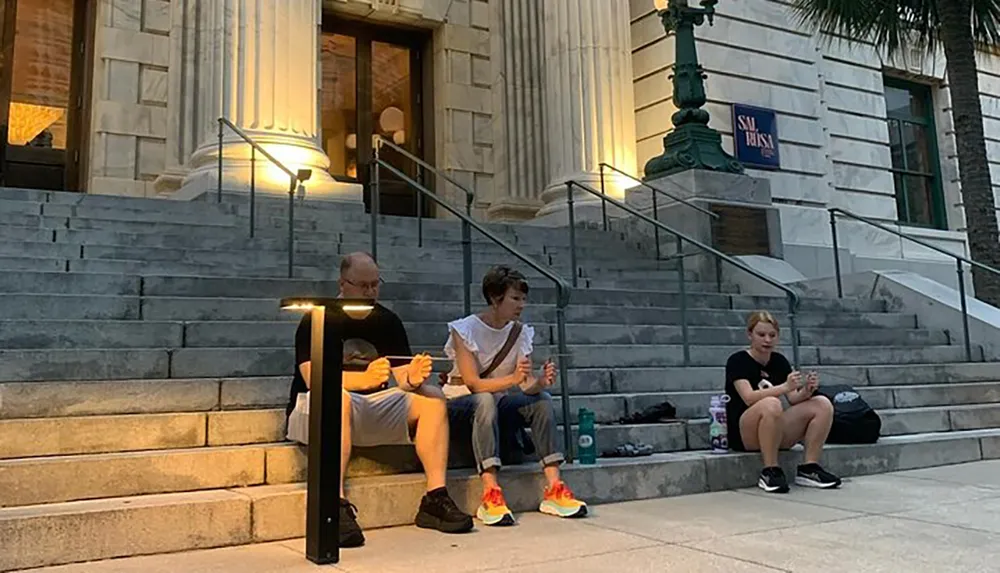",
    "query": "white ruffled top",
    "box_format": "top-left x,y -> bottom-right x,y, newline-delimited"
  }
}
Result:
442,314 -> 535,399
